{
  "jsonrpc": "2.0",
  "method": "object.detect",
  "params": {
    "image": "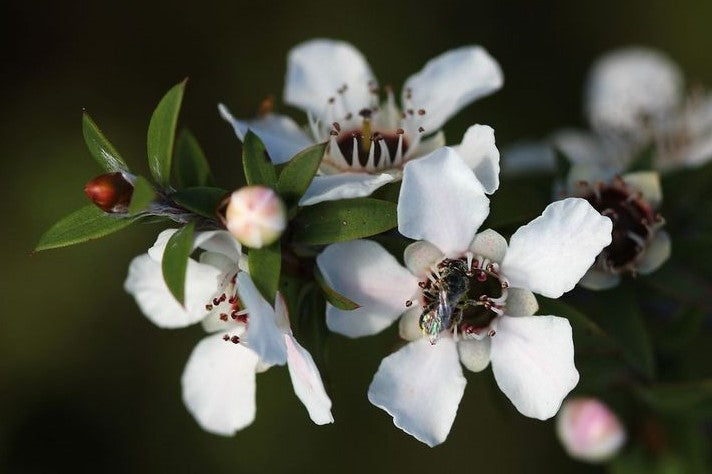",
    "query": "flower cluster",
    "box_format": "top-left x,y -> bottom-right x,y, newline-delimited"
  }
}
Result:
36,38 -> 712,469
